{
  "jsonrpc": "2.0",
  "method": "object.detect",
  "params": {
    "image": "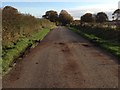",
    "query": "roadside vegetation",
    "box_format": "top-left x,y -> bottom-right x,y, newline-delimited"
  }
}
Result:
69,26 -> 120,59
69,9 -> 120,59
2,6 -> 56,72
